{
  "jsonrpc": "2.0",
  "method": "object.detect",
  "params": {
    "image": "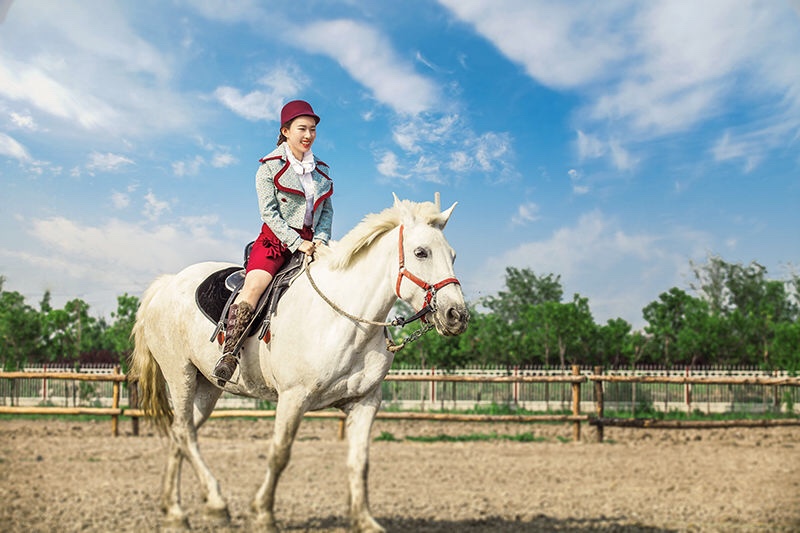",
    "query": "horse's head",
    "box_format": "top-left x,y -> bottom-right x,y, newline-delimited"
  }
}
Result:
392,194 -> 470,336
